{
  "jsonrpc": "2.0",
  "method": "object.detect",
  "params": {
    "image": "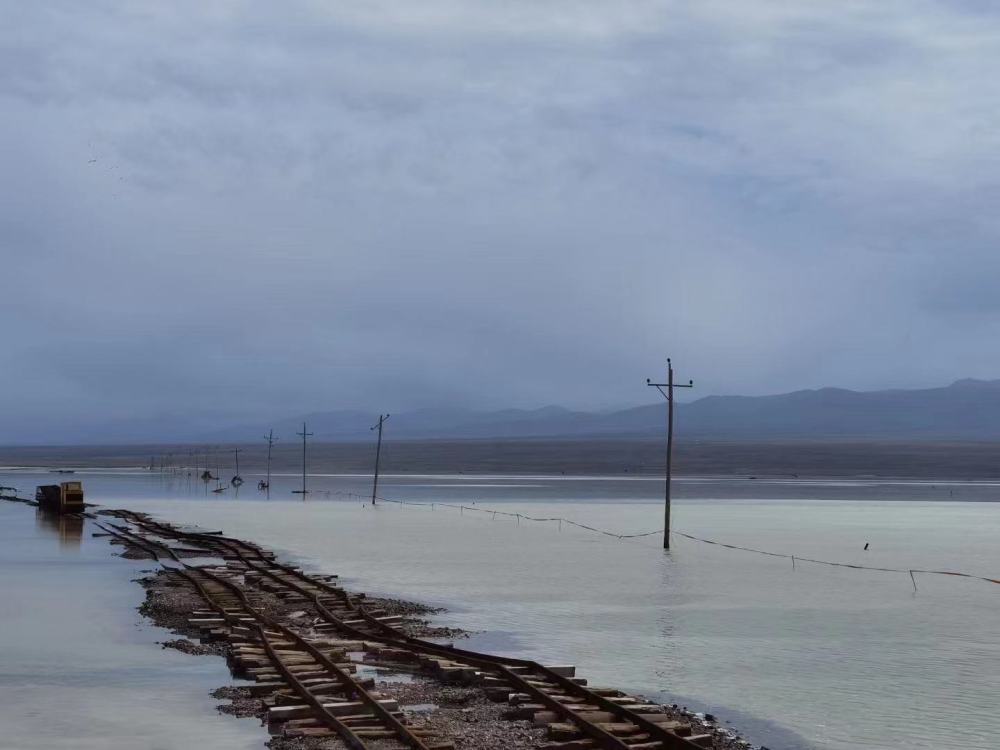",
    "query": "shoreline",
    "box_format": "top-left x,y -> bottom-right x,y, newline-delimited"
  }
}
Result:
7,464 -> 1000,505
97,506 -> 755,750
15,464 -> 1000,483
8,437 -> 1000,480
